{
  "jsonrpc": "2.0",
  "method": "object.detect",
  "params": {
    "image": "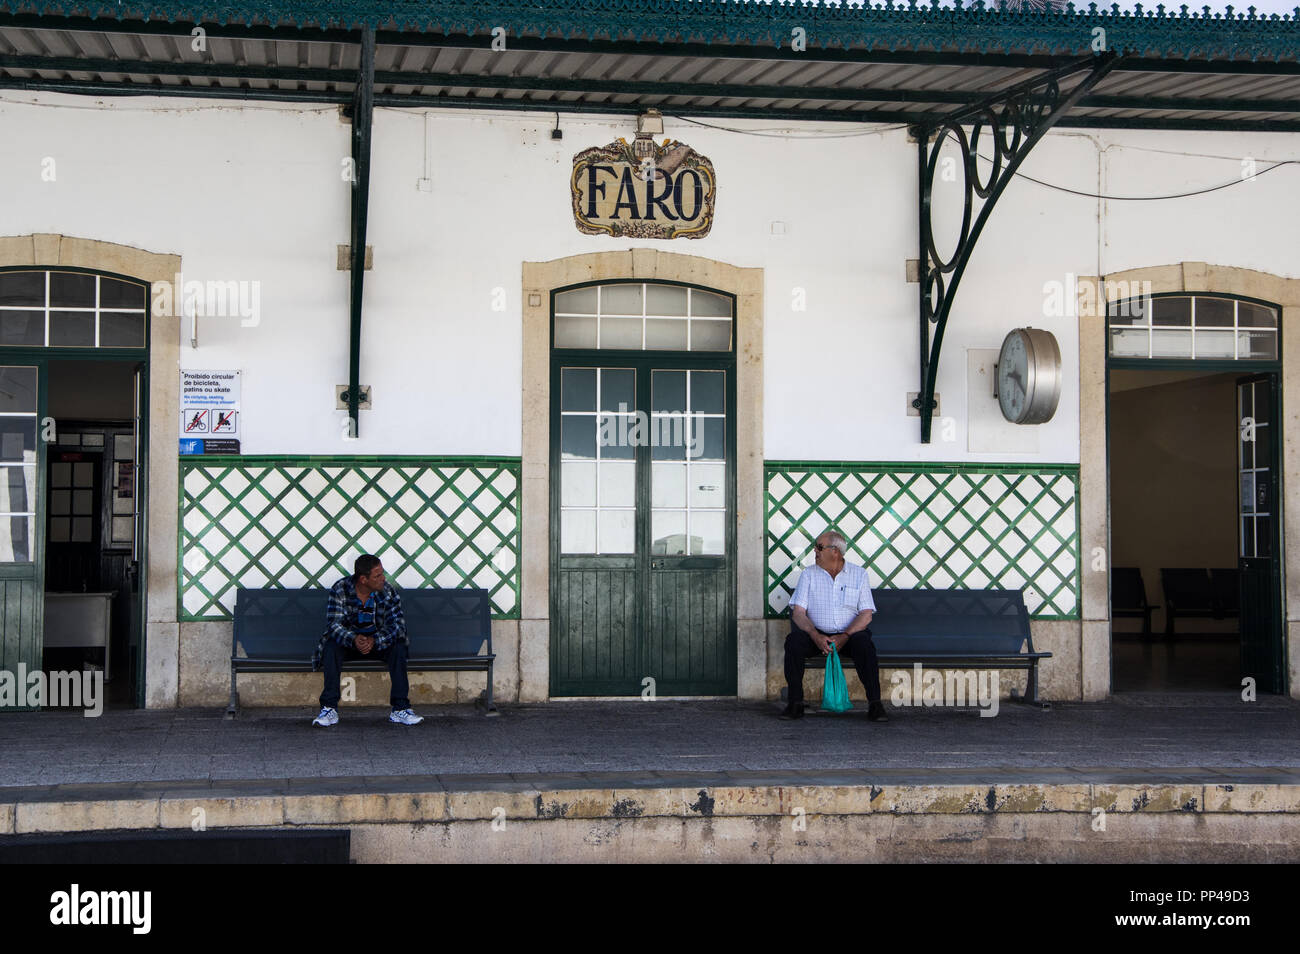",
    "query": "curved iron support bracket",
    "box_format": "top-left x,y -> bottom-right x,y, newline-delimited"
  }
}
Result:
347,27 -> 376,439
914,52 -> 1120,443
